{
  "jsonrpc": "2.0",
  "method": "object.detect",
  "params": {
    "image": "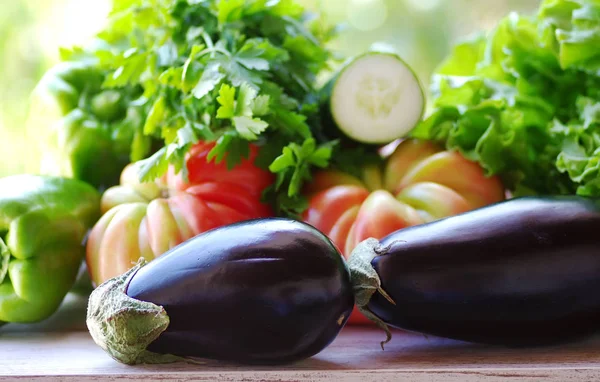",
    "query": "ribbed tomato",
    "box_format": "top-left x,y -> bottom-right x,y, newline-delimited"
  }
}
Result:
86,141 -> 274,287
302,139 -> 506,324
